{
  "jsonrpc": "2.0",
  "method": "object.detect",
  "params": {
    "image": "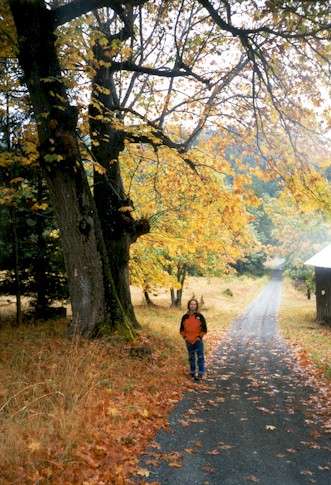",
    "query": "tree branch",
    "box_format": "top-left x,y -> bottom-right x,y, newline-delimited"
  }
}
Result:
197,0 -> 331,39
52,0 -> 148,29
